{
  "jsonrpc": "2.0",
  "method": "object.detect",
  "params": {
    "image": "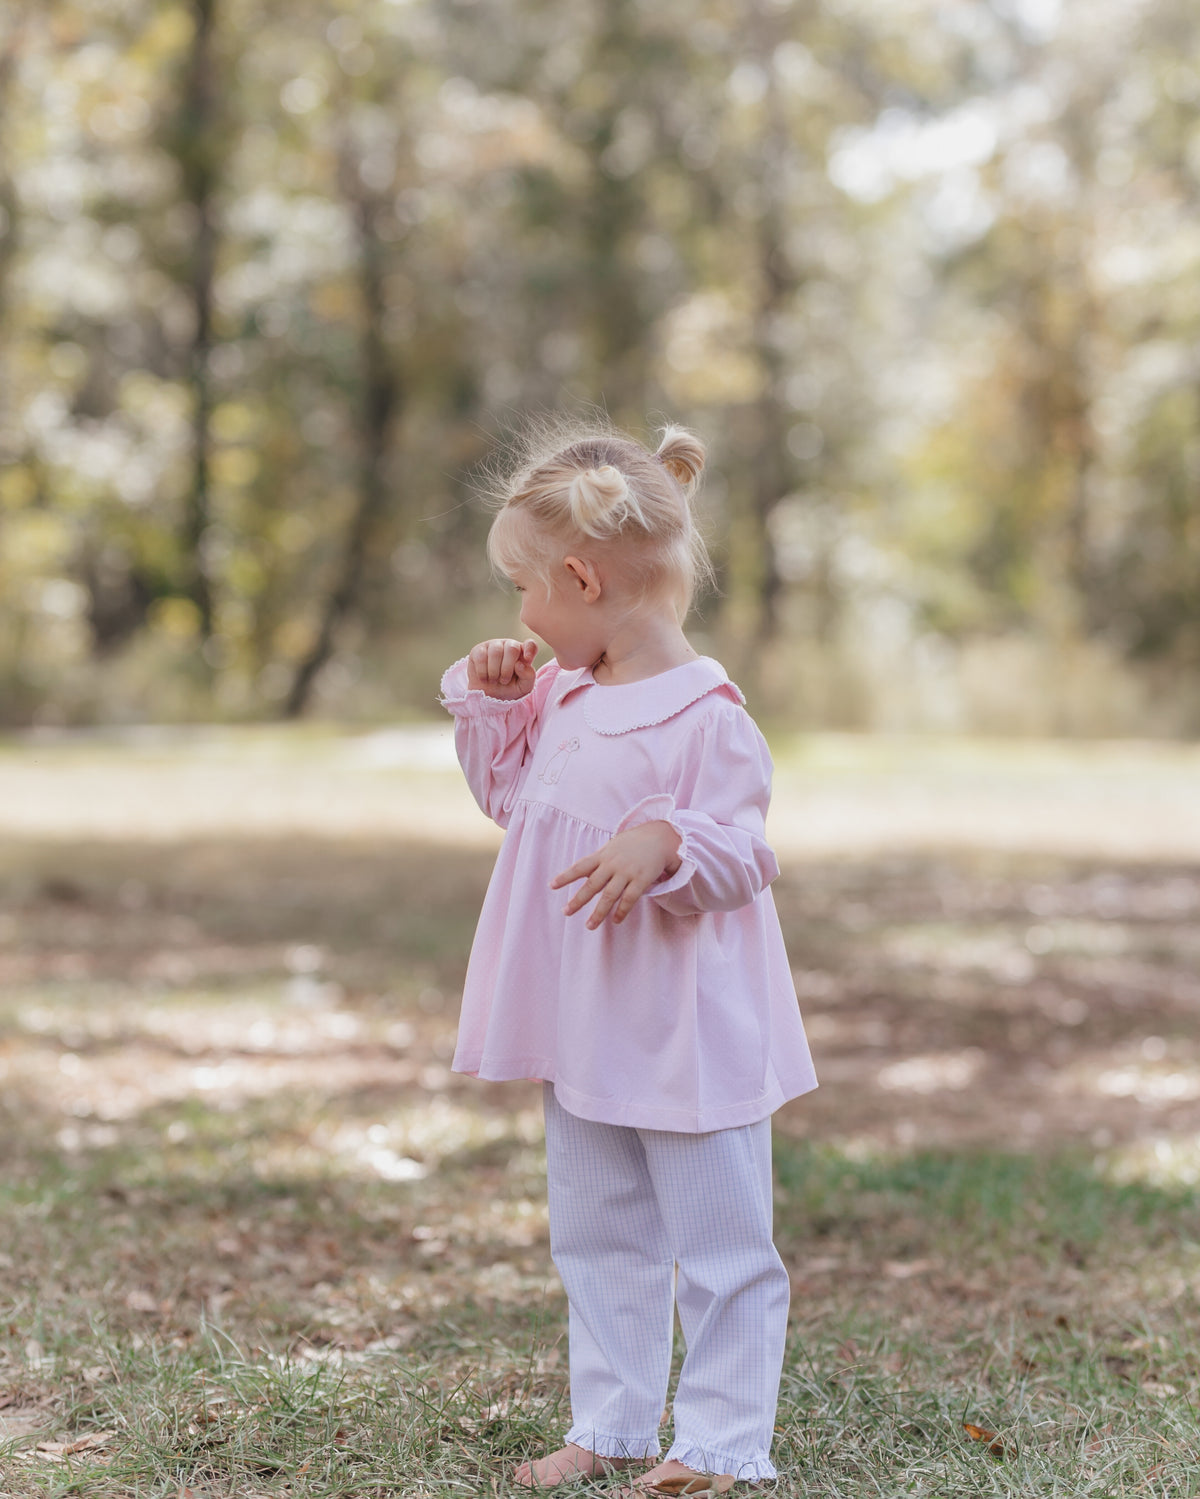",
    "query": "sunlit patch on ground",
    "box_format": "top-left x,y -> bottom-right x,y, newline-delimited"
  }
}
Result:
876,1049 -> 986,1094
1105,1134 -> 1200,1188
